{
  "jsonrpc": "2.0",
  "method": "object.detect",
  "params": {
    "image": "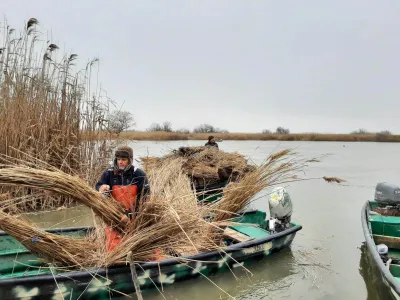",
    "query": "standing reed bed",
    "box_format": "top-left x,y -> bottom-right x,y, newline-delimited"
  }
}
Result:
0,18 -> 115,212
